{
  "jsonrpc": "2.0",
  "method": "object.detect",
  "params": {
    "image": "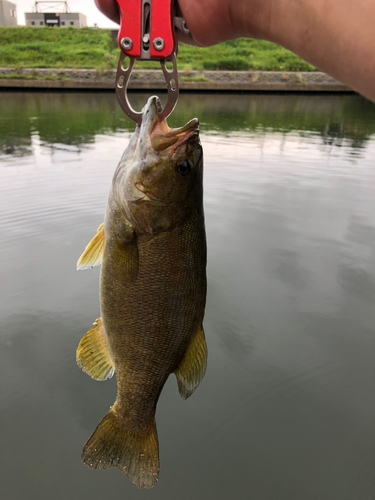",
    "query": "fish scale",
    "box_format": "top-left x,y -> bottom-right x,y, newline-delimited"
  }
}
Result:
76,96 -> 207,489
